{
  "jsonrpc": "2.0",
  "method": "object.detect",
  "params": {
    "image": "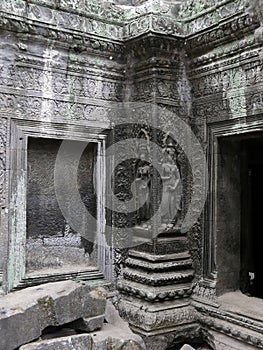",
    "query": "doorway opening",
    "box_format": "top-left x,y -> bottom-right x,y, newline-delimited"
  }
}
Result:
217,133 -> 263,298
240,137 -> 263,298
